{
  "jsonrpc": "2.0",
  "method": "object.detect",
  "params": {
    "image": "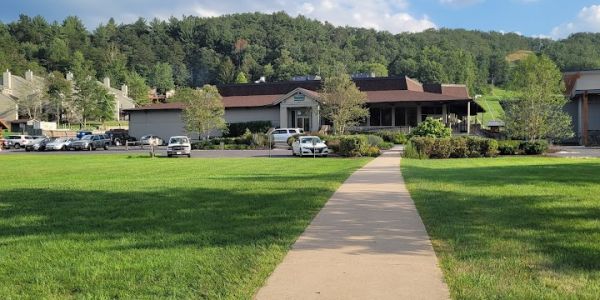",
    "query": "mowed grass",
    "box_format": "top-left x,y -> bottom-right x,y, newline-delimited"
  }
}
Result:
402,157 -> 600,299
0,154 -> 369,299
